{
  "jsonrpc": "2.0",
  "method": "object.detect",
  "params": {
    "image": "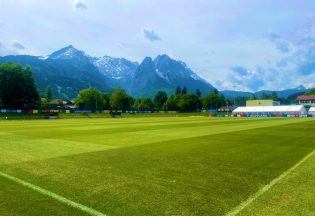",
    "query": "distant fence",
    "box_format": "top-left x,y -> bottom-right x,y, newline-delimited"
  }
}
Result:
1,109 -> 23,113
233,114 -> 310,118
1,109 -> 313,118
0,109 -> 71,114
0,109 -> 170,114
